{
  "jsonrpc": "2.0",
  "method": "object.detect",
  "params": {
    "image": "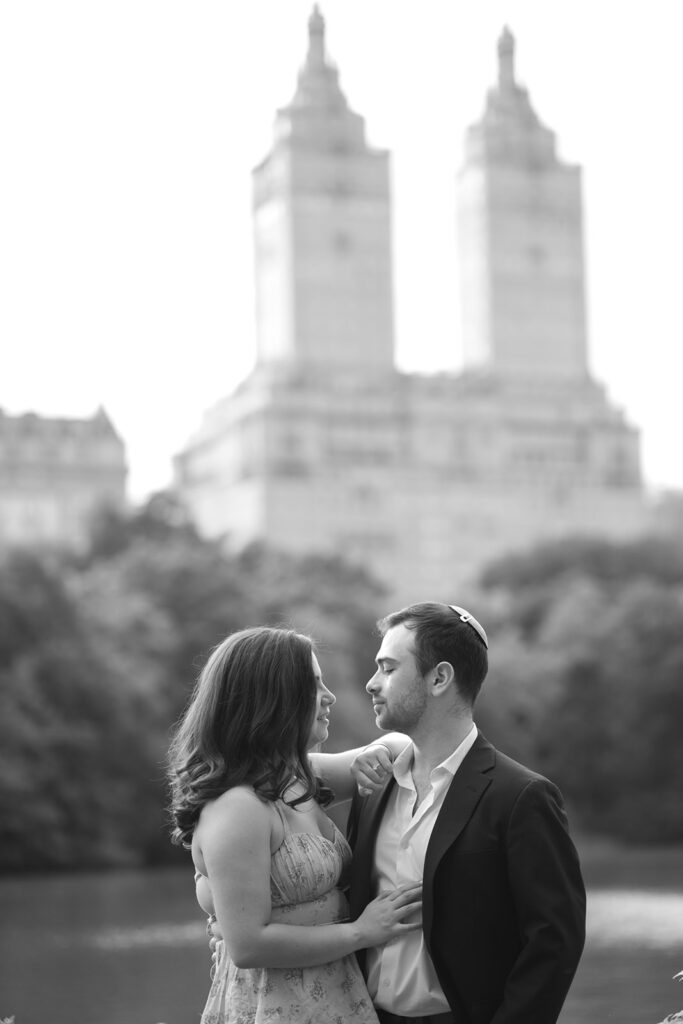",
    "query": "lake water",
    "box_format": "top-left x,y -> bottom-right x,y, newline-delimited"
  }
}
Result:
0,842 -> 681,1024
